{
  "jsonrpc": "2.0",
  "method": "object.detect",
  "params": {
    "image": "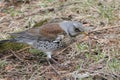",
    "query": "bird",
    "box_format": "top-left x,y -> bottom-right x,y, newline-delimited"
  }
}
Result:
0,21 -> 86,63
18,21 -> 86,42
